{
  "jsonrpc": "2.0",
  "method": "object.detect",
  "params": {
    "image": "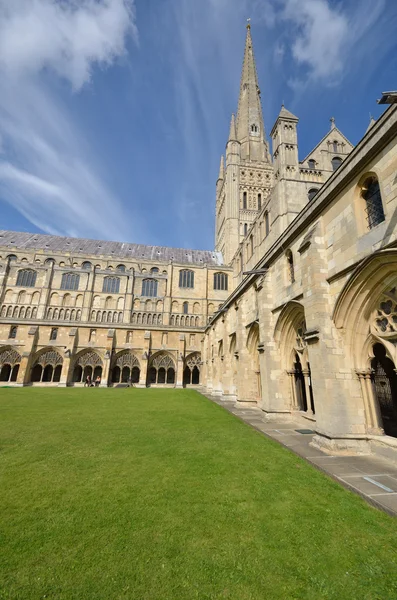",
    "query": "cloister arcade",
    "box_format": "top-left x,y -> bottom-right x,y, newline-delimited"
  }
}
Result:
111,351 -> 140,385
0,347 -> 21,382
